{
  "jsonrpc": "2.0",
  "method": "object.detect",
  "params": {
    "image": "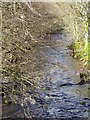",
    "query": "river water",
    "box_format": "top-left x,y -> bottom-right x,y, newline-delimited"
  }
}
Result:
2,32 -> 89,119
